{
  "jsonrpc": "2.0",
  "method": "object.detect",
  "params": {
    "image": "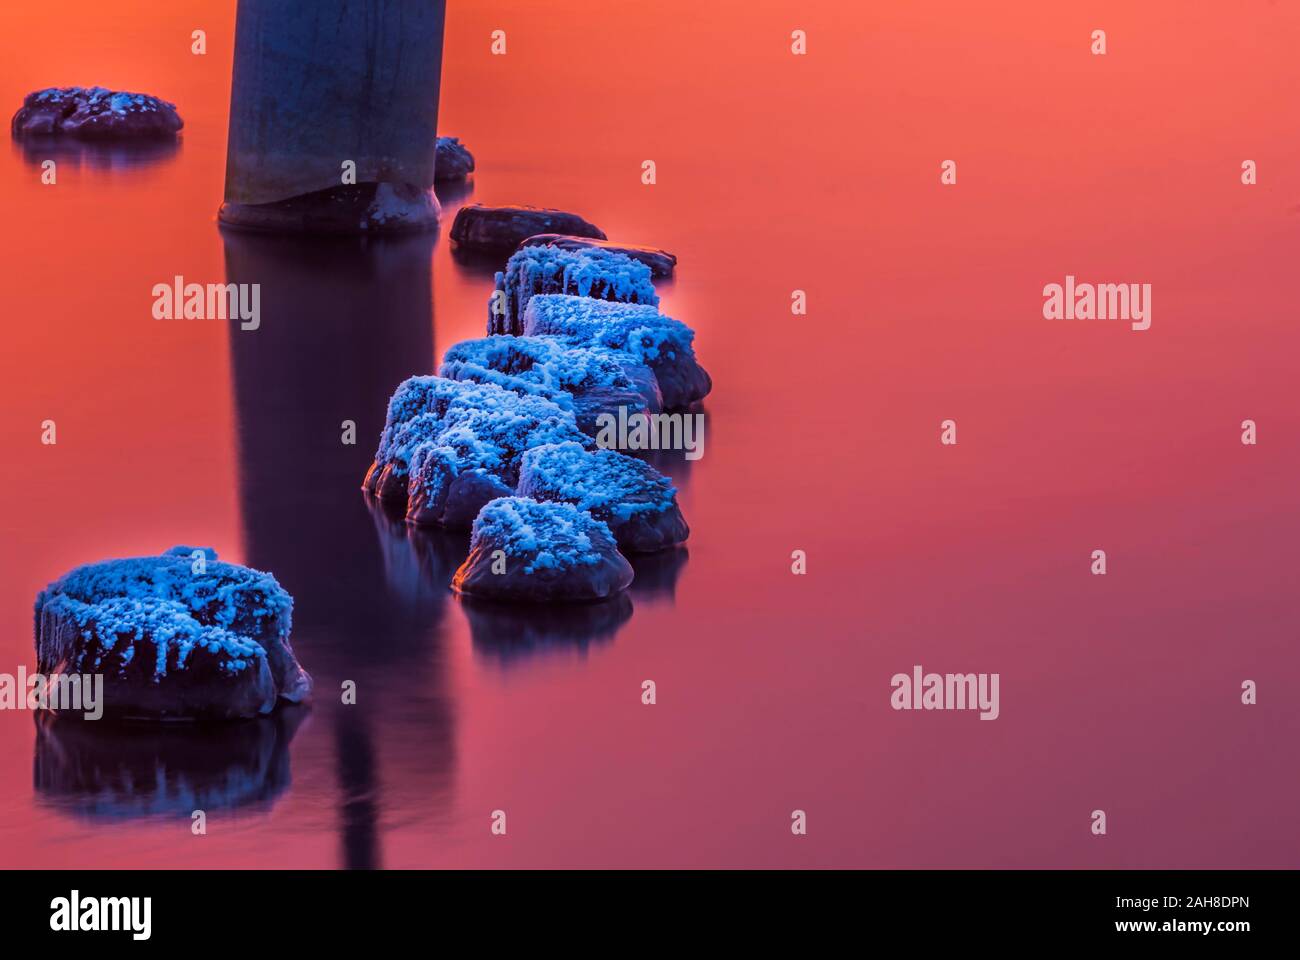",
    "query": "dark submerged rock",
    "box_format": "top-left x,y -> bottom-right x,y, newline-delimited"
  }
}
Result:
12,87 -> 182,140
451,204 -> 605,255
522,294 -> 712,409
